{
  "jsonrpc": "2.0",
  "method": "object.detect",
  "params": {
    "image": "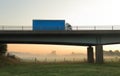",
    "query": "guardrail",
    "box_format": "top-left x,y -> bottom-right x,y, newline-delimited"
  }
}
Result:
72,26 -> 115,30
0,26 -> 32,31
0,25 -> 120,31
